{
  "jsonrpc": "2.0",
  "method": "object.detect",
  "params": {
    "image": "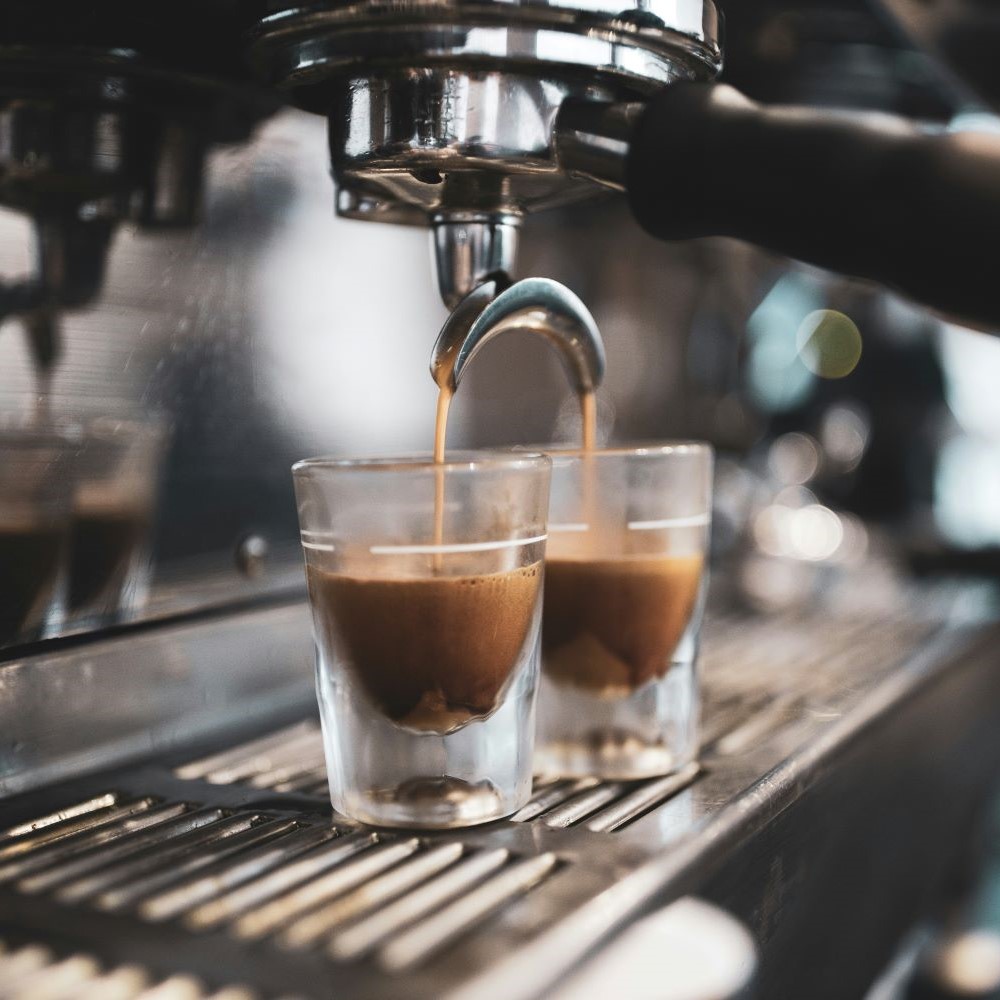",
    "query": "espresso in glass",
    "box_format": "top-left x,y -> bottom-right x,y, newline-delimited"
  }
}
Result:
542,551 -> 704,694
0,425 -> 78,647
309,561 -> 541,733
536,443 -> 713,779
294,452 -> 550,829
67,419 -> 164,625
